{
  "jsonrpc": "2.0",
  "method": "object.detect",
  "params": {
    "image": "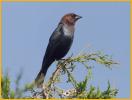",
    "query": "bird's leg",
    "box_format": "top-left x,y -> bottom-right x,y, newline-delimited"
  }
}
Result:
57,59 -> 66,66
